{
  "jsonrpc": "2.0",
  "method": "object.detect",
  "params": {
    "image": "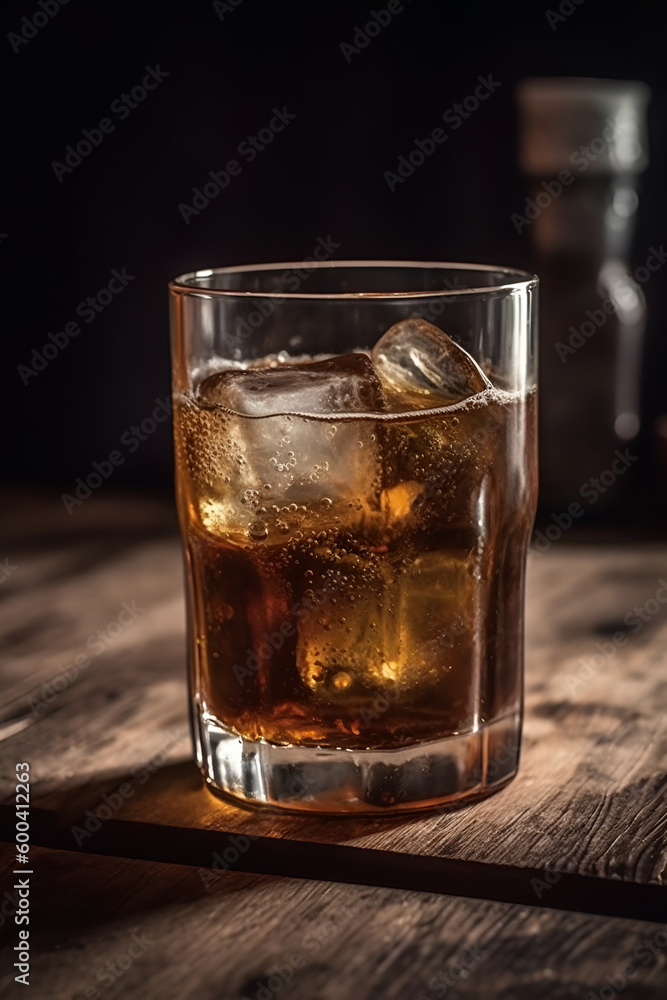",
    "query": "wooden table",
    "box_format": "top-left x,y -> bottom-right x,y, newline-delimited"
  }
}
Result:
1,491 -> 666,999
